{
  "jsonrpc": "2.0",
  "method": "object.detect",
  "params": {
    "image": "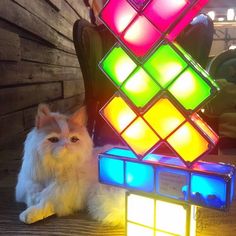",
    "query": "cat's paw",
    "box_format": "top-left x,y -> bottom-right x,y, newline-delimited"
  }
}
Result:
19,207 -> 41,224
19,204 -> 54,224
